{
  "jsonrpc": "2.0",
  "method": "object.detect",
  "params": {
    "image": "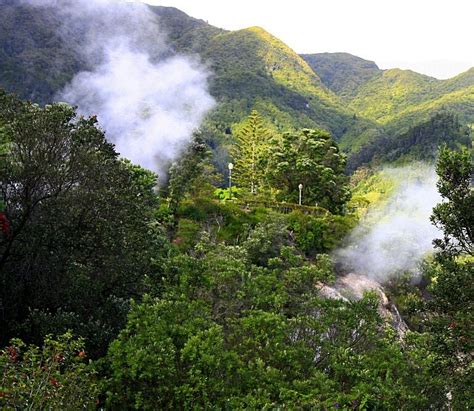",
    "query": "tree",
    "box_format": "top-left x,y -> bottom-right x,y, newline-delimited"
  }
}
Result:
0,90 -> 166,355
420,146 -> 474,409
166,132 -> 211,215
267,128 -> 350,213
431,145 -> 473,256
104,216 -> 437,409
232,110 -> 271,194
